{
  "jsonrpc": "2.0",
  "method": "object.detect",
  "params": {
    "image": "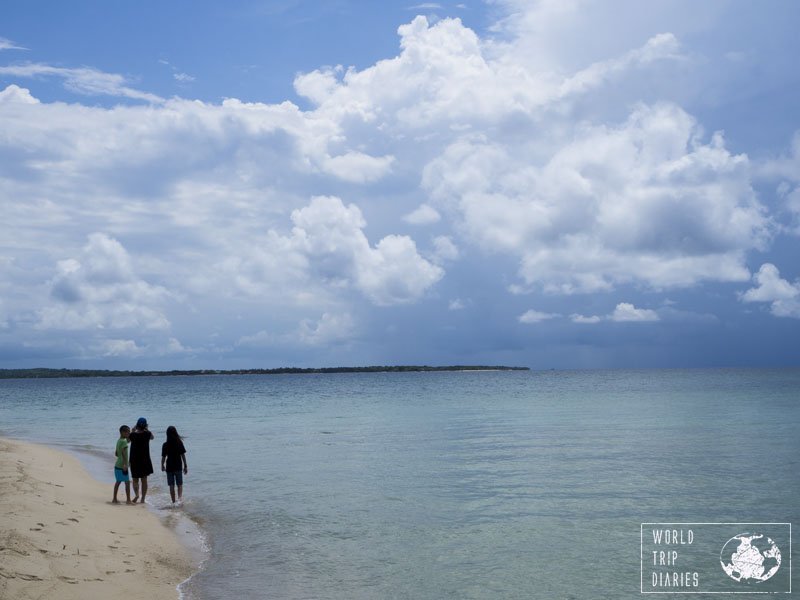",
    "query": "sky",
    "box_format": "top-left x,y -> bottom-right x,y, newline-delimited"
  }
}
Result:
1,0 -> 799,370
